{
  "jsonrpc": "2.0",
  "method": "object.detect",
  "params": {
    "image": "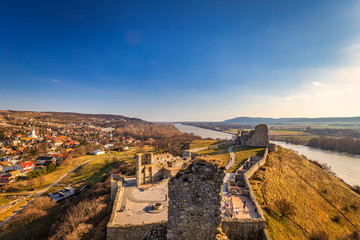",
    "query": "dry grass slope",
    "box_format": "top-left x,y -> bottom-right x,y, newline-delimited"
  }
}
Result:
250,147 -> 360,240
228,146 -> 265,173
